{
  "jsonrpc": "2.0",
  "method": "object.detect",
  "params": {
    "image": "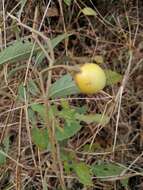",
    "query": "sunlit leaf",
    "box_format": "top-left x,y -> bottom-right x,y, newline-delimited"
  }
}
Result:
81,7 -> 97,16
74,162 -> 93,186
76,113 -> 110,125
